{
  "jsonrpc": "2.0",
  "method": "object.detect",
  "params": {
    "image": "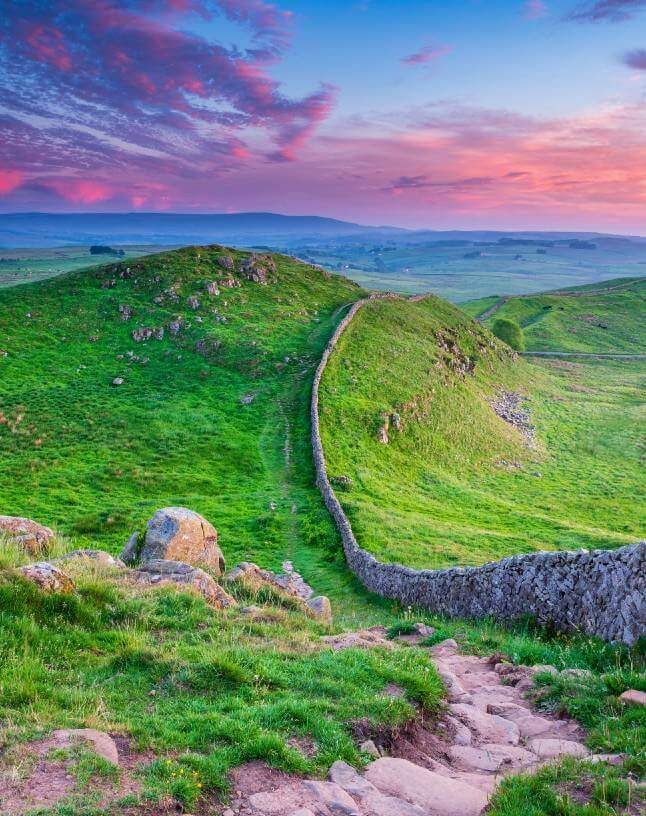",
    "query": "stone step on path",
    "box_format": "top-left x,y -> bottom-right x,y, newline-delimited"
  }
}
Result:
223,638 -> 606,816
